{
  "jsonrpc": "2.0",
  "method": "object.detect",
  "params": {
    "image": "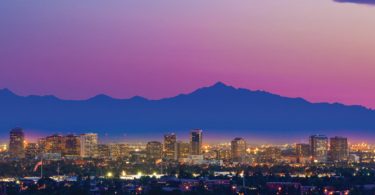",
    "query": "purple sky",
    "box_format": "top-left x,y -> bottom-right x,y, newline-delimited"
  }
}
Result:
1,0 -> 375,107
